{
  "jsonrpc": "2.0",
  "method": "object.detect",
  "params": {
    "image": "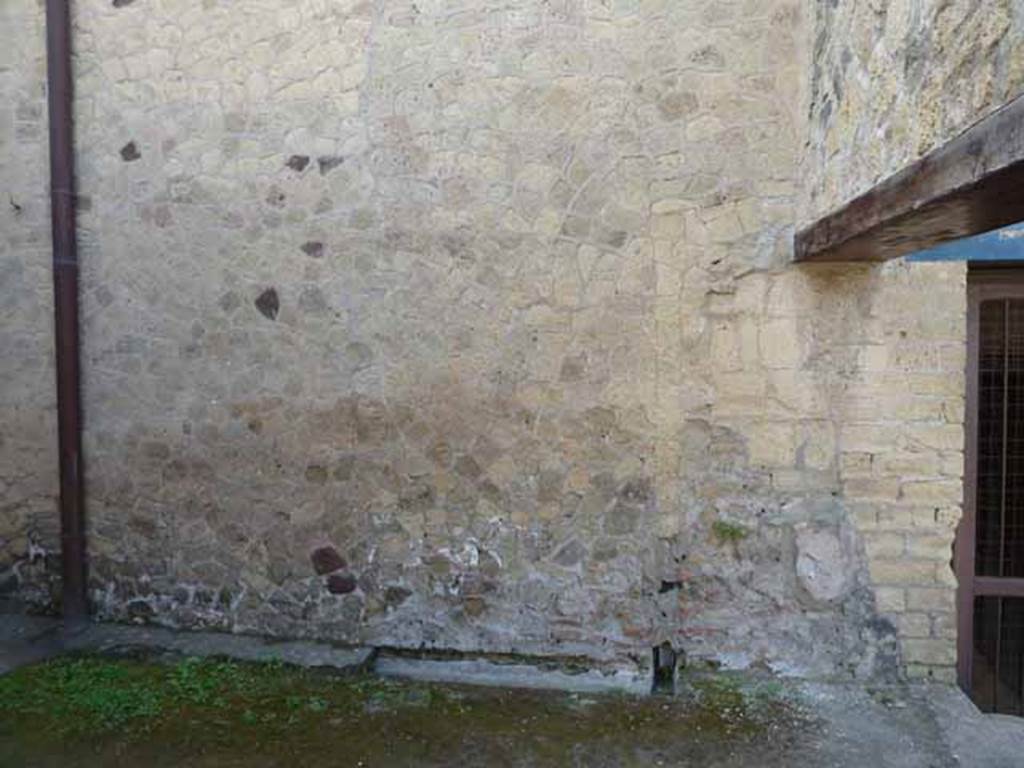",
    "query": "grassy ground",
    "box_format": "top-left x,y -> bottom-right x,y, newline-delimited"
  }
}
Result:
0,654 -> 812,767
